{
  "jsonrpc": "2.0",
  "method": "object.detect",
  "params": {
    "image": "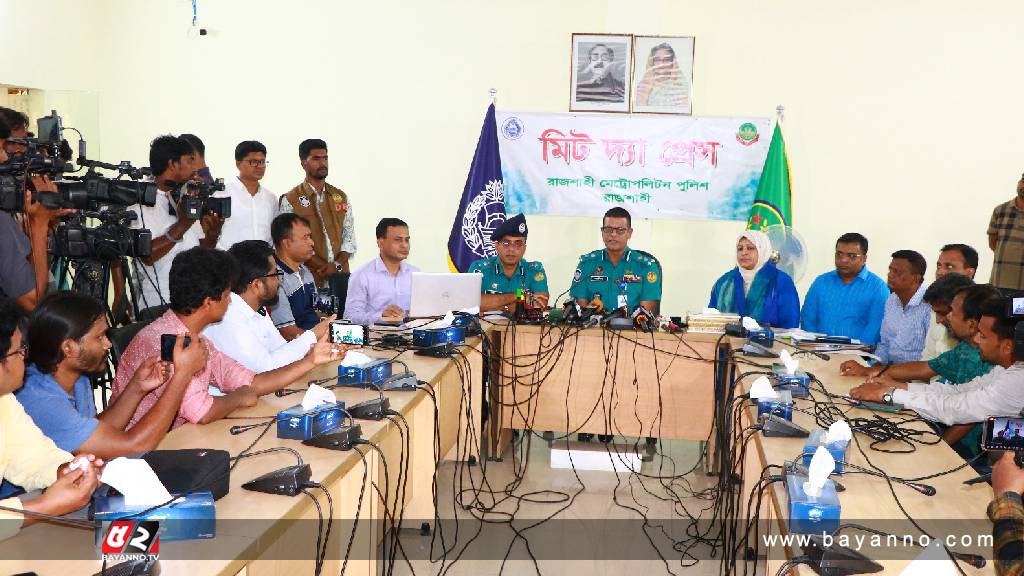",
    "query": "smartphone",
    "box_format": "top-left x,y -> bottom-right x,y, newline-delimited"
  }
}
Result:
855,400 -> 904,413
160,333 -> 191,362
981,415 -> 1024,451
329,322 -> 367,346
